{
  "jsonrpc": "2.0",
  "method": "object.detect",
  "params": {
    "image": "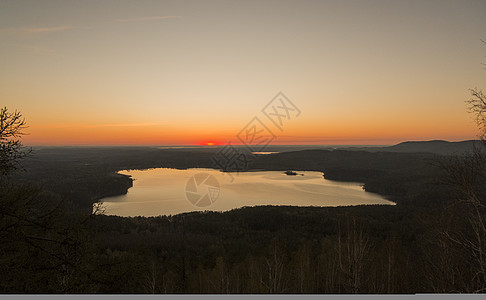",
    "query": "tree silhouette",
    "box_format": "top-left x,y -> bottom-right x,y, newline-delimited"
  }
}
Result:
0,108 -> 100,293
435,48 -> 486,292
0,107 -> 29,176
468,88 -> 486,142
